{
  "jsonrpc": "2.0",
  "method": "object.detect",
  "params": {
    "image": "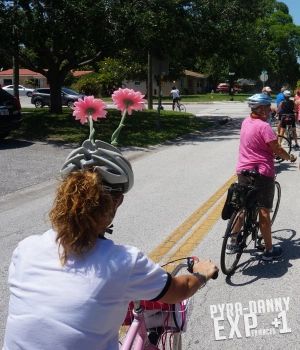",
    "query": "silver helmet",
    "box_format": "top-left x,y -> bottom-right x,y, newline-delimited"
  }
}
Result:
60,139 -> 134,193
